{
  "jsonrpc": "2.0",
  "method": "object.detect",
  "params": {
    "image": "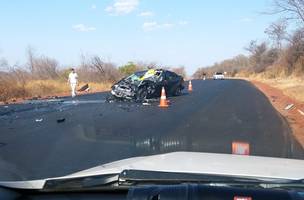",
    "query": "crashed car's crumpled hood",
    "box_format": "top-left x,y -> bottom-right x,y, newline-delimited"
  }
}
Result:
111,80 -> 139,98
1,151 -> 304,189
